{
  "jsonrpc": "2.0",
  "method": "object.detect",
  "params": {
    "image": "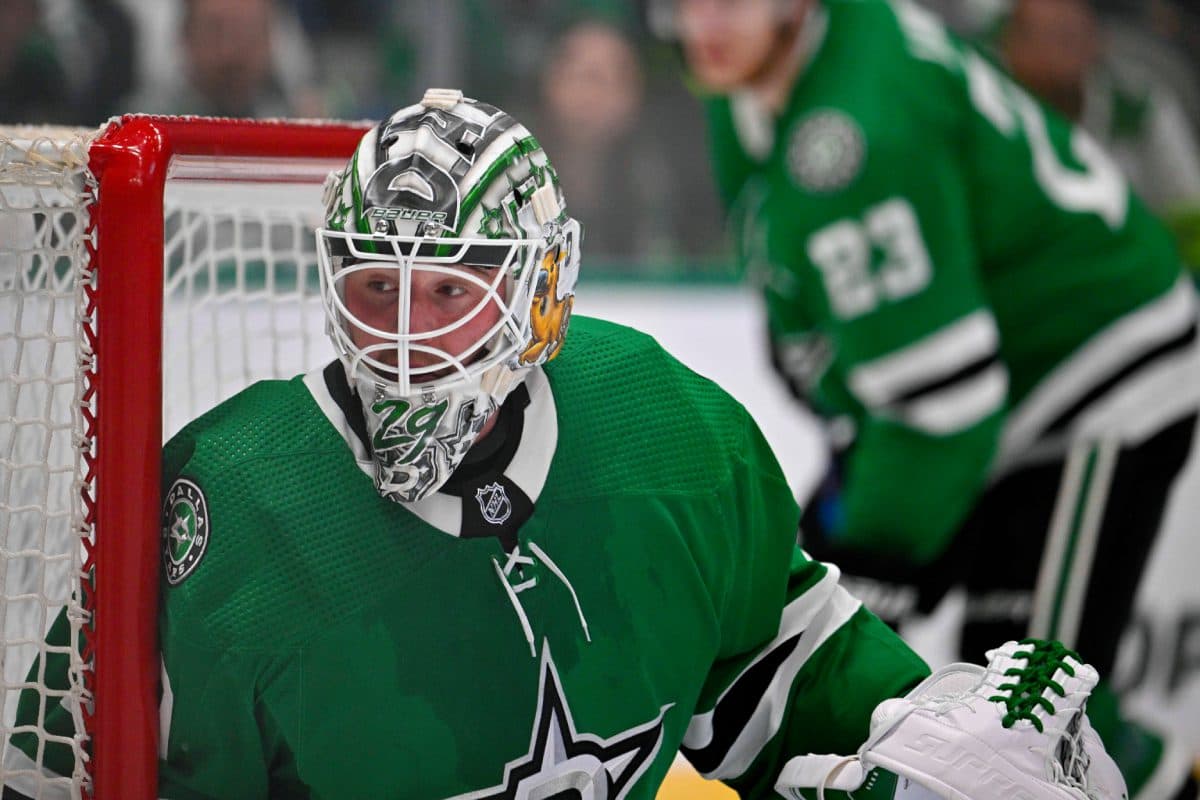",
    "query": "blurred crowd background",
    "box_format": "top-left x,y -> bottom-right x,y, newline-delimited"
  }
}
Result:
3,0 -> 1200,277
